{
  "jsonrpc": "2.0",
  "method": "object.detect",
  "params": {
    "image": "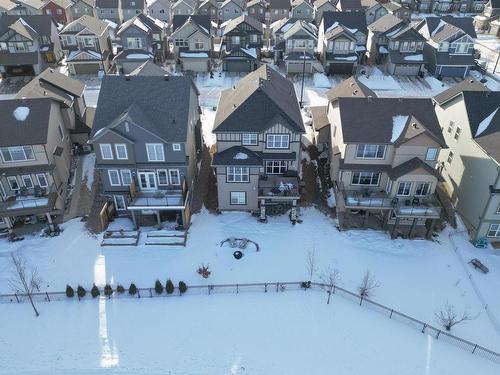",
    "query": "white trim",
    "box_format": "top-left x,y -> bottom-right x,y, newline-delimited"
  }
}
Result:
0,146 -> 36,163
157,169 -> 169,185
21,174 -> 34,189
146,143 -> 165,162
115,144 -> 128,160
108,169 -> 121,186
113,195 -> 127,211
7,176 -> 19,191
36,173 -> 48,188
100,144 -> 113,160
120,170 -> 132,186
168,169 -> 181,185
